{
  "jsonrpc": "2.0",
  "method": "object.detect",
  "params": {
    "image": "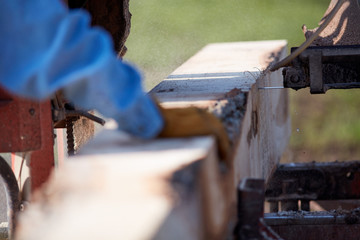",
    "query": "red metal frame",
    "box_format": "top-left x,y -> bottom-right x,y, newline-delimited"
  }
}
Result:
0,88 -> 41,152
30,101 -> 54,192
0,87 -> 54,192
